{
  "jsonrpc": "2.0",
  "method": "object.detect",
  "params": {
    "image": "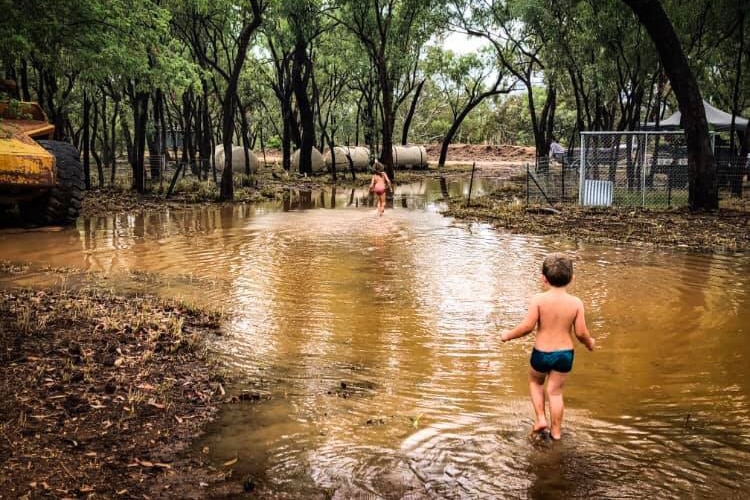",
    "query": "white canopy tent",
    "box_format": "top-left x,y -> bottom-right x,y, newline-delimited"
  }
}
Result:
646,100 -> 748,132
